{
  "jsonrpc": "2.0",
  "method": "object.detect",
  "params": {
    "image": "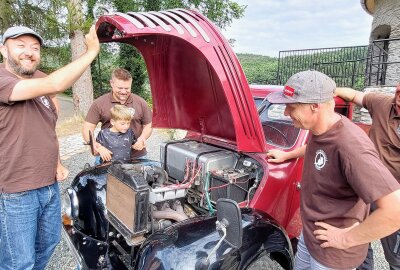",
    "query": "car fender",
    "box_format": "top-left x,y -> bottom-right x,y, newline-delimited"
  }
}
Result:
135,208 -> 293,270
